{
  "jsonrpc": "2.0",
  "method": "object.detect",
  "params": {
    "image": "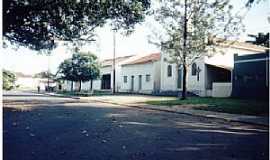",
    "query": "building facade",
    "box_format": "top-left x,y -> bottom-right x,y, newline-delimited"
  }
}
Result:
62,42 -> 268,97
119,53 -> 161,94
